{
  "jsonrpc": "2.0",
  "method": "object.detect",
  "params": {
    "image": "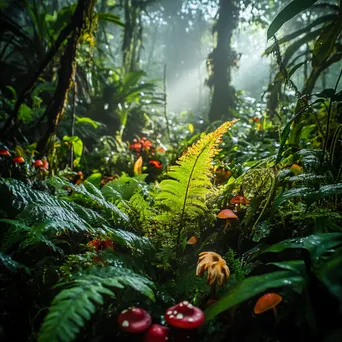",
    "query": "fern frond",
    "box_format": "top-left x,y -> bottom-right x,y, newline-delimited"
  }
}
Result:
38,266 -> 154,342
0,252 -> 30,273
155,120 -> 238,241
1,219 -> 64,253
110,228 -> 154,255
46,177 -> 130,226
